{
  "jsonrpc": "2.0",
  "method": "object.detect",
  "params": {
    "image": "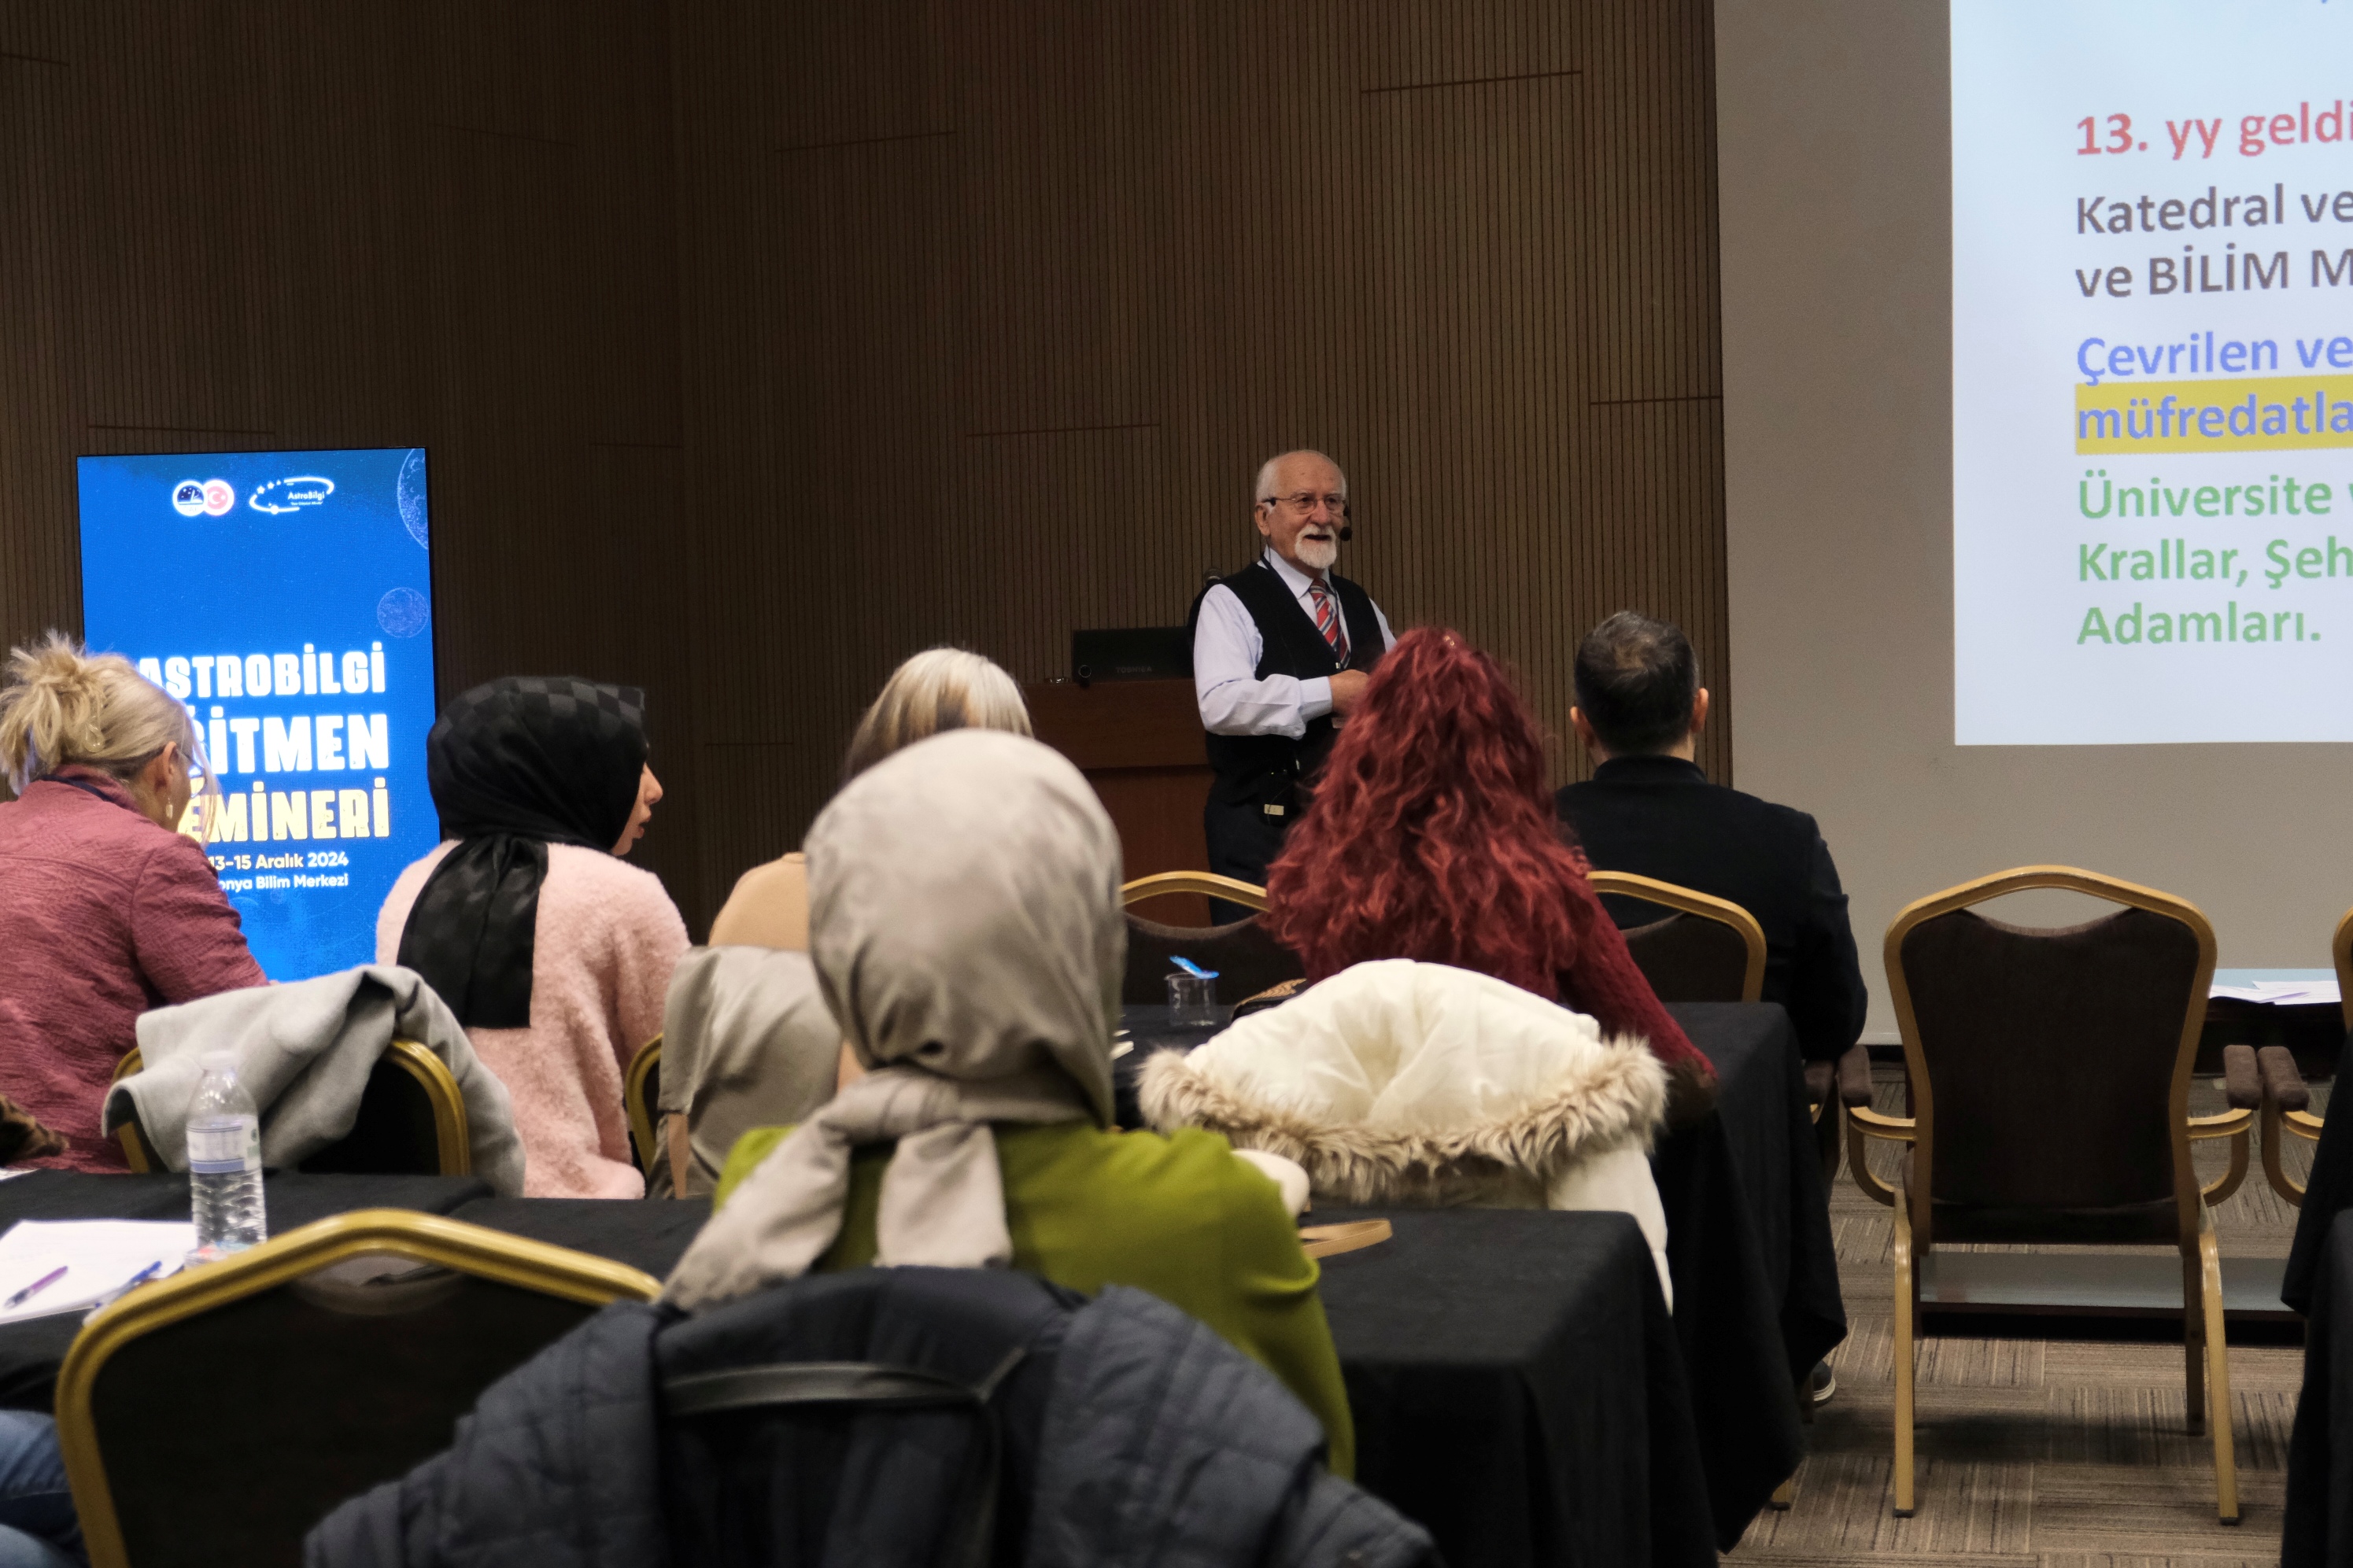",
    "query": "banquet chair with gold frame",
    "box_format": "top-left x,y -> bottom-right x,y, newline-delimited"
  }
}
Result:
55,1208 -> 659,1568
1120,870 -> 1269,913
109,1041 -> 471,1179
1593,869 -> 1870,1182
625,1033 -> 663,1188
1843,866 -> 2248,1522
2220,905 -> 2347,1206
1117,872 -> 1302,1008
2253,1039 -> 2324,1206
1586,870 -> 1767,1004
